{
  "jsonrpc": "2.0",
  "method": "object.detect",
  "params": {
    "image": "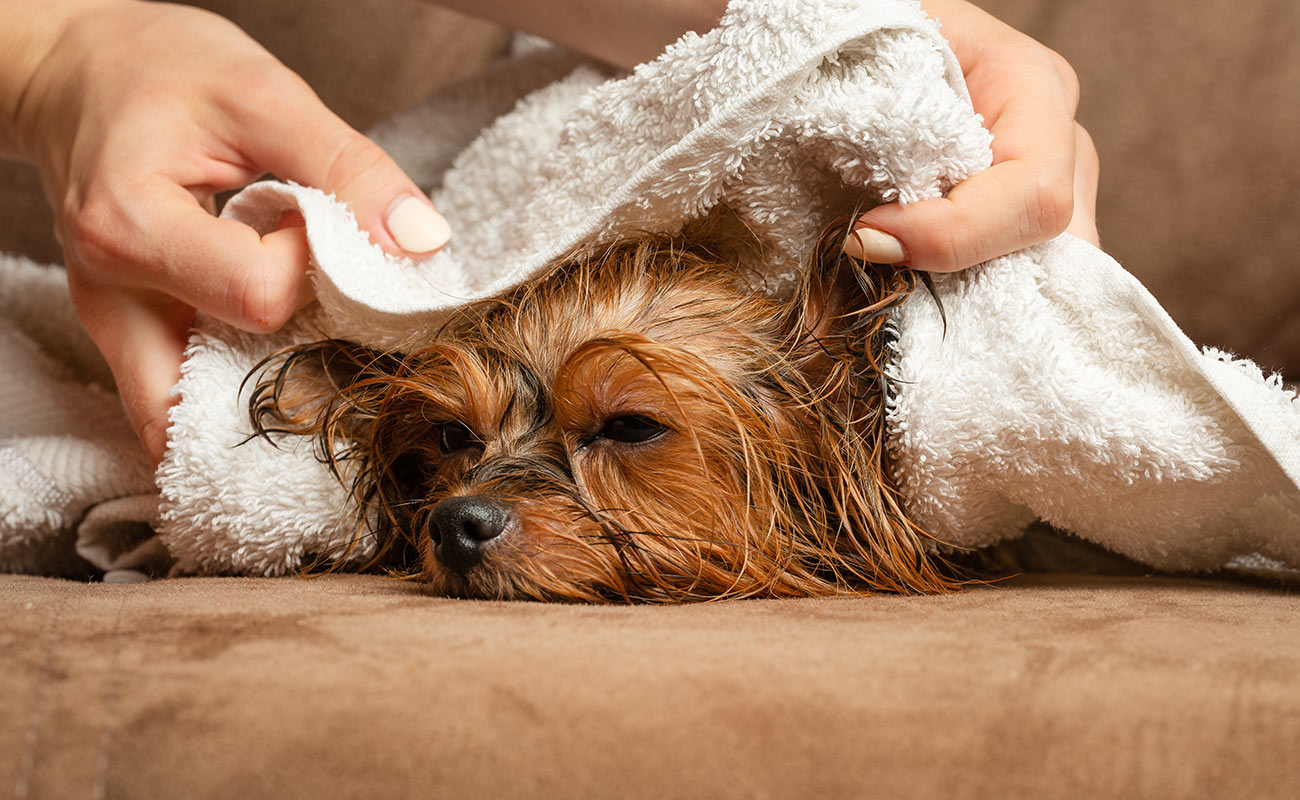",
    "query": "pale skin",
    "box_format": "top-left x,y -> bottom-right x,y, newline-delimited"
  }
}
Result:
0,0 -> 1099,466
